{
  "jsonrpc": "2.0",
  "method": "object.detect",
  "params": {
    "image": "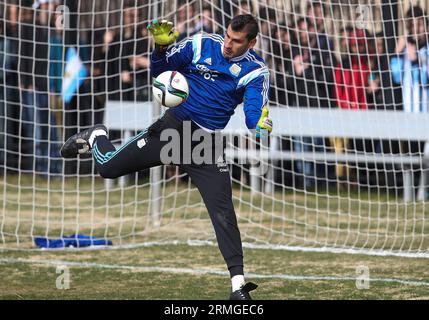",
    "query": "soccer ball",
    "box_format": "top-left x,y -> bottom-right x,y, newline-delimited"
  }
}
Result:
152,70 -> 189,108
